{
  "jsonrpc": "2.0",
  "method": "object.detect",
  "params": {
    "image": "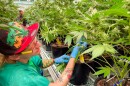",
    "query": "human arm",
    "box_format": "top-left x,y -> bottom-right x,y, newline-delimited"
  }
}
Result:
49,57 -> 75,86
28,55 -> 53,69
42,41 -> 87,68
49,41 -> 87,86
29,54 -> 69,68
42,55 -> 70,68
